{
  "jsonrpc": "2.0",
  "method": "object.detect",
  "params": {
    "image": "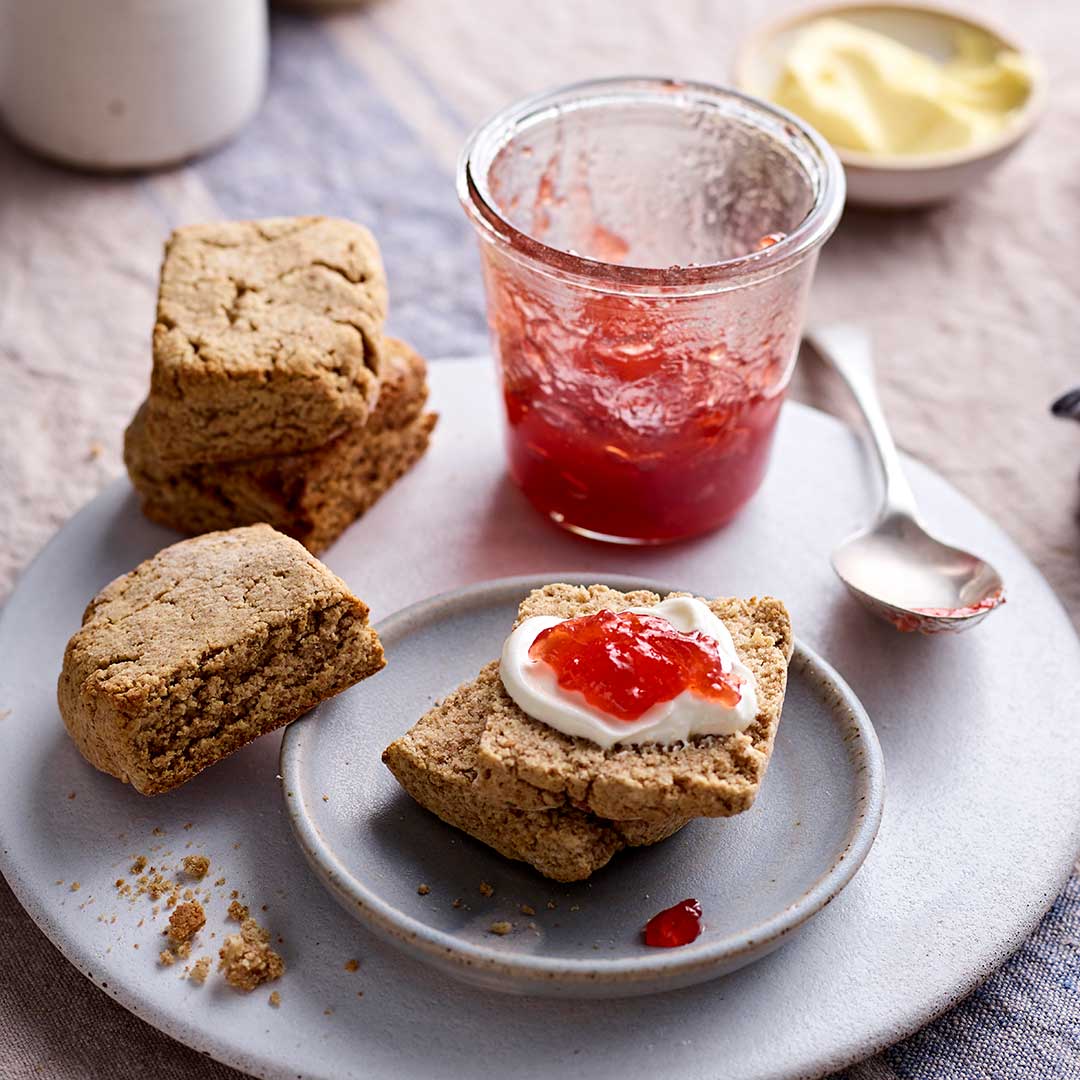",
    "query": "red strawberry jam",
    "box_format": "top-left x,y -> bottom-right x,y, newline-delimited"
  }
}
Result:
528,610 -> 742,723
644,899 -> 703,947
756,231 -> 787,249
